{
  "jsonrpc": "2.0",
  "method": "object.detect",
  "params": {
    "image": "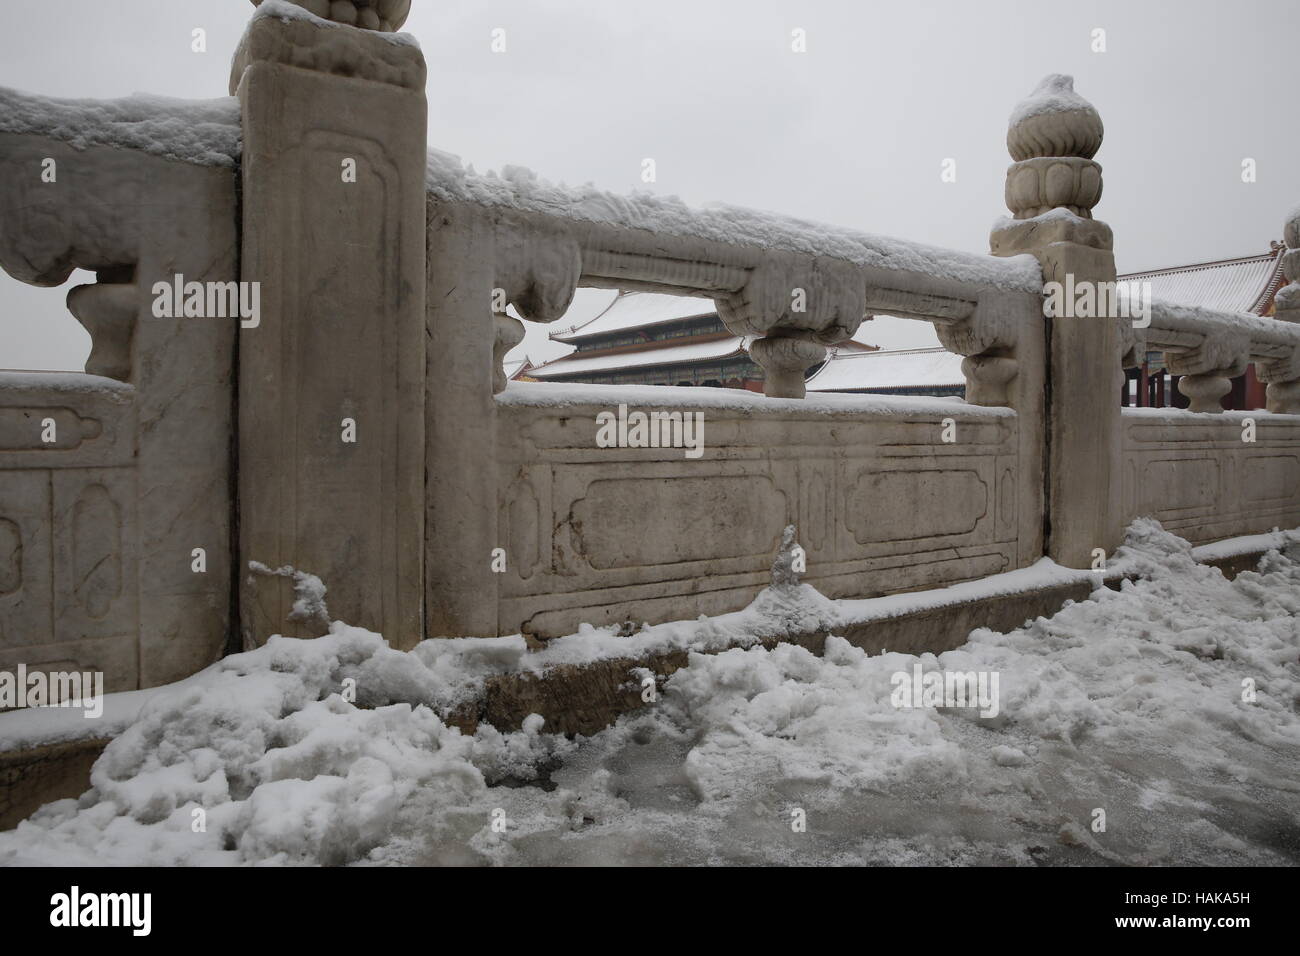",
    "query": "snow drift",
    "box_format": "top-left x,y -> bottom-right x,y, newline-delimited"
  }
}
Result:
2,520 -> 1298,866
